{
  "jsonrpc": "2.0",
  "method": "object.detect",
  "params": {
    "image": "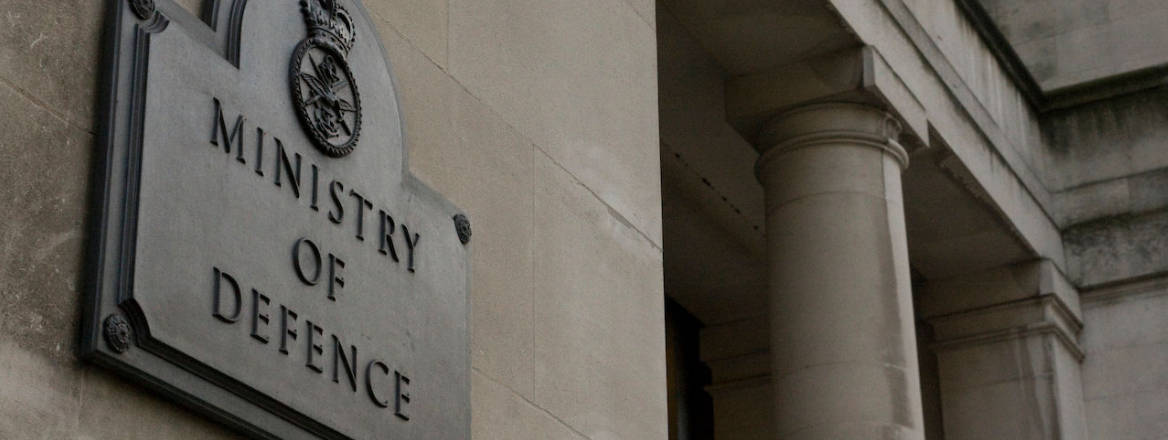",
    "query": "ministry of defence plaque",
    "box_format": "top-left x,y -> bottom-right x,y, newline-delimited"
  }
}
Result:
81,0 -> 470,438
